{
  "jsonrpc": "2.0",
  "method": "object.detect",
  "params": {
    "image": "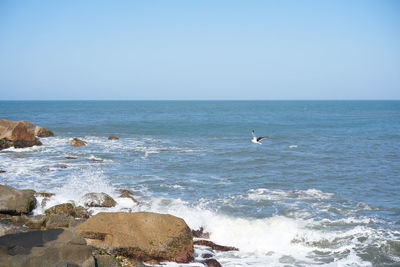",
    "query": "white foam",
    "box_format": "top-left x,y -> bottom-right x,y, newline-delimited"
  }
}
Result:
247,188 -> 334,201
289,145 -> 298,149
